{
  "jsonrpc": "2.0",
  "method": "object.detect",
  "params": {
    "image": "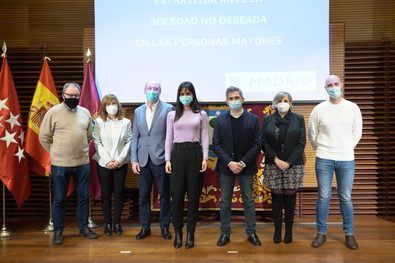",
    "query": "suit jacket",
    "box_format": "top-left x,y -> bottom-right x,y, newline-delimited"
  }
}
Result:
93,117 -> 132,167
261,111 -> 306,165
131,100 -> 173,167
212,110 -> 262,176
